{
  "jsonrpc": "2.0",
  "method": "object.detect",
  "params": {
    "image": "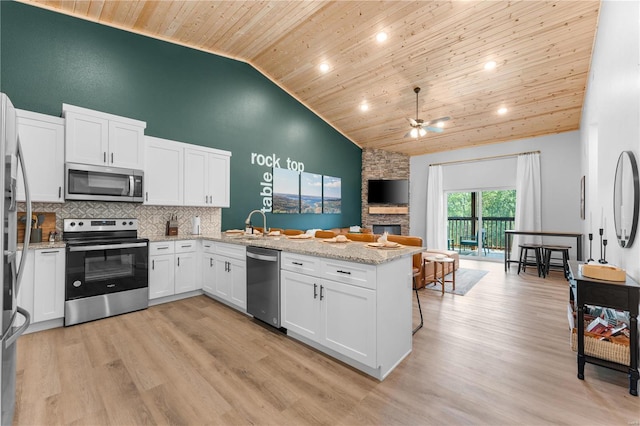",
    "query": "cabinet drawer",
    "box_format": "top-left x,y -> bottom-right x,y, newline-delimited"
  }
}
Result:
215,242 -> 246,260
201,240 -> 215,254
281,252 -> 320,275
579,283 -> 631,311
321,259 -> 376,290
149,241 -> 175,255
175,240 -> 197,253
